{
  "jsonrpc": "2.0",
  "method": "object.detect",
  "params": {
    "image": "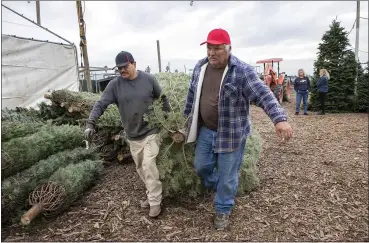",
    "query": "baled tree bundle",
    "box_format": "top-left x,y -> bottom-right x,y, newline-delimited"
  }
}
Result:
43,89 -> 127,162
44,90 -> 122,127
1,107 -> 41,122
1,120 -> 46,142
2,125 -> 85,178
97,105 -> 121,129
21,159 -> 103,225
237,131 -> 261,195
1,102 -> 69,125
93,105 -> 123,155
1,147 -> 98,223
145,73 -> 262,198
38,101 -> 79,125
44,89 -> 100,119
